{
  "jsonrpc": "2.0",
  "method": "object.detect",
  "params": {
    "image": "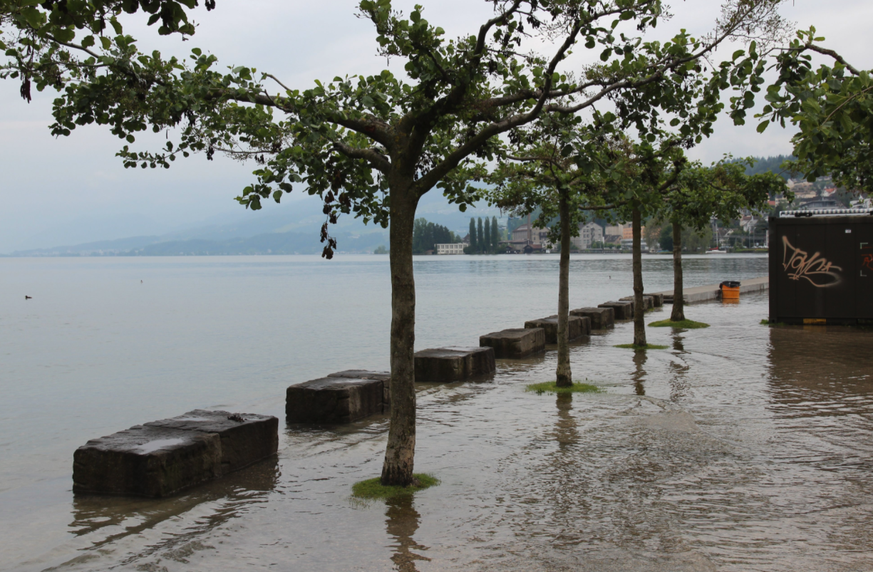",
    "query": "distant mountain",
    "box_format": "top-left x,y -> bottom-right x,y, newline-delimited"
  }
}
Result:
7,191 -> 503,256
